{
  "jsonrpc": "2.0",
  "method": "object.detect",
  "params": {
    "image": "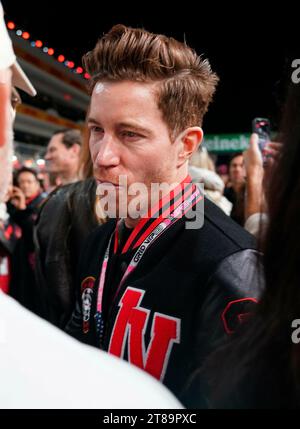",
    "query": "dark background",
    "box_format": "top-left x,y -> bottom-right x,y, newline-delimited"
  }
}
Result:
2,0 -> 298,134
